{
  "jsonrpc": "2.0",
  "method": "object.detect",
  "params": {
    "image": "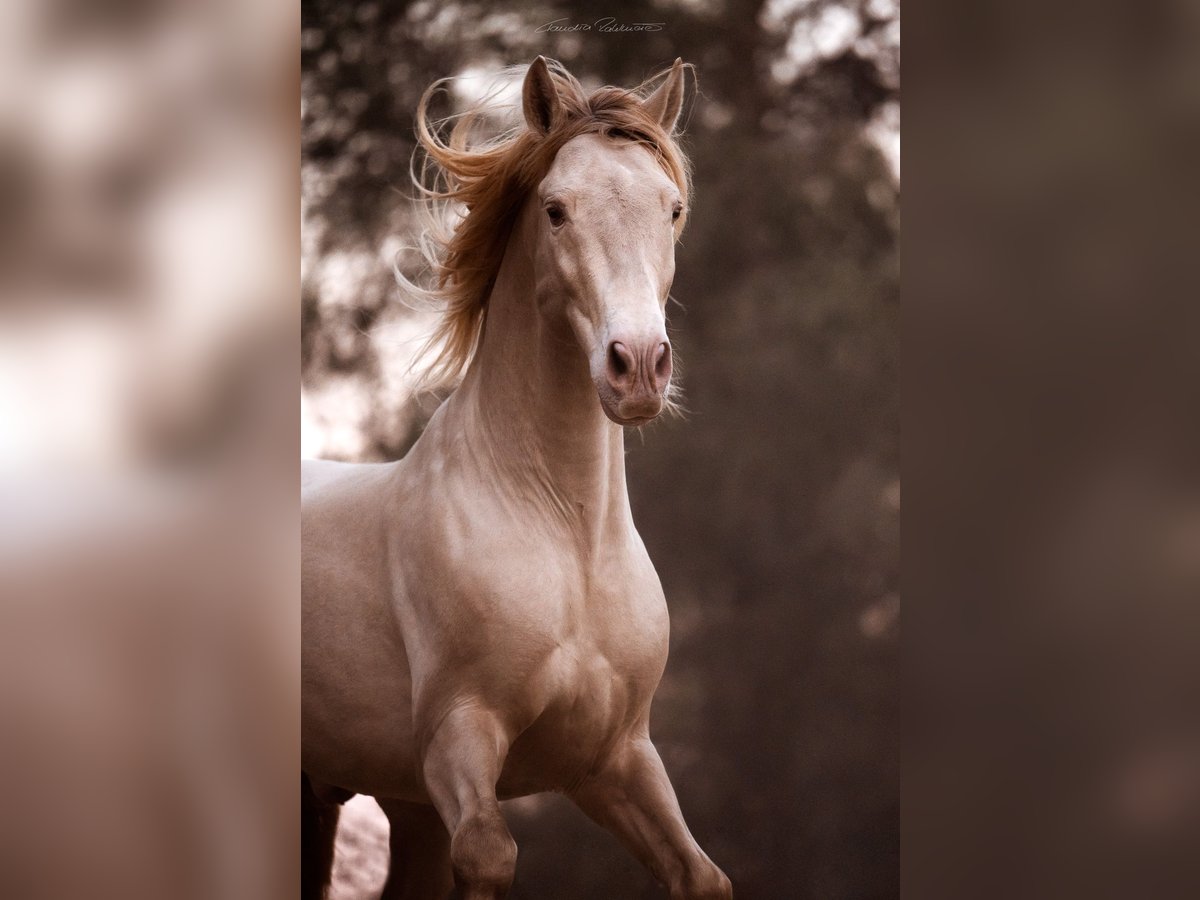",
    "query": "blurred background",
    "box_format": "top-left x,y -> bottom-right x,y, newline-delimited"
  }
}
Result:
1,1 -> 297,897
905,3 -> 1200,898
302,1 -> 899,898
